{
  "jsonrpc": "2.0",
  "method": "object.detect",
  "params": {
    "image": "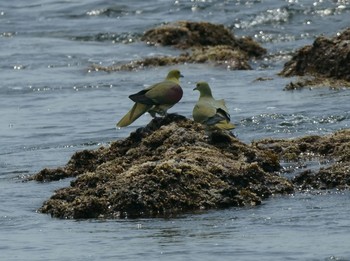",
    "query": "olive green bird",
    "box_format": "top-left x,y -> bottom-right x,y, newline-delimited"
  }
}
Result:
117,70 -> 184,127
193,82 -> 235,130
